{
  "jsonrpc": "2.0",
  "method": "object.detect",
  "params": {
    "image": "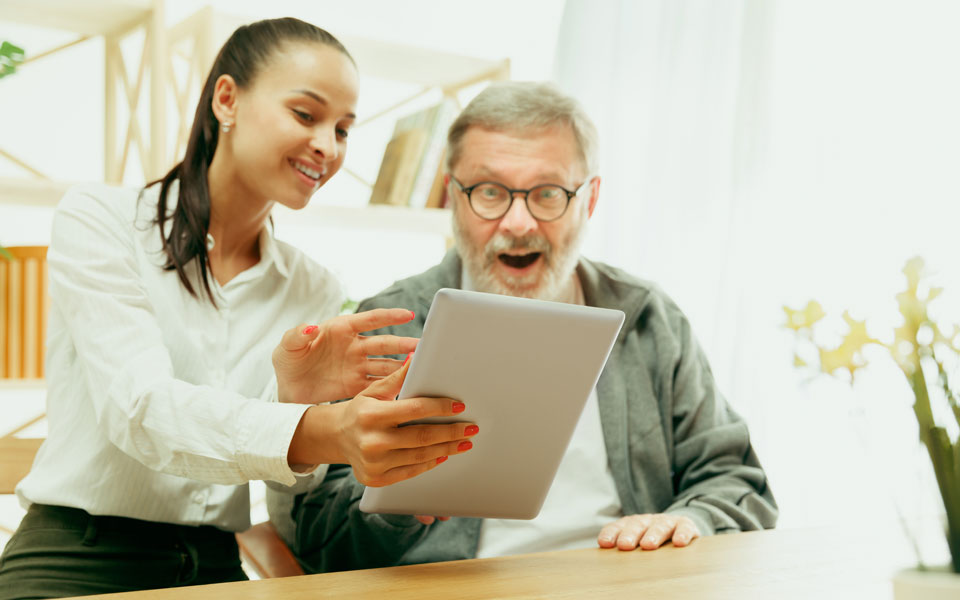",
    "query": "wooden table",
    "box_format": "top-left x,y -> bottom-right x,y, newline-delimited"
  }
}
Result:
73,527 -> 914,599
